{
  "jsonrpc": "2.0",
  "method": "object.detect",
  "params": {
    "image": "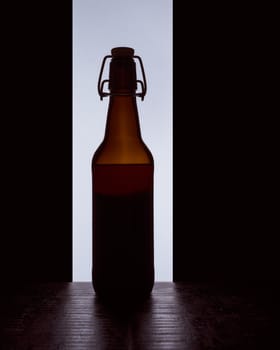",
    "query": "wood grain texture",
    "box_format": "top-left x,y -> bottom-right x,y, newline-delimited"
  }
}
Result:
0,282 -> 277,349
